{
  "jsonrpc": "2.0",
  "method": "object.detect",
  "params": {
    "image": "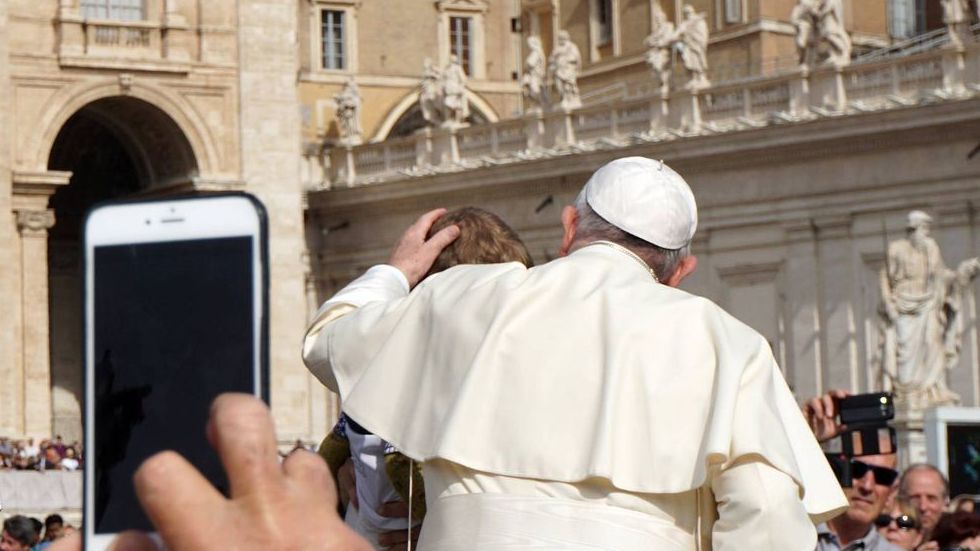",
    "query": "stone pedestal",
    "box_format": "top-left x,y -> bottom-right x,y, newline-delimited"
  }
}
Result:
524,113 -> 546,151
812,67 -> 847,112
414,126 -> 433,166
433,125 -> 461,166
550,107 -> 576,147
942,49 -> 967,96
894,403 -> 928,468
789,68 -> 811,118
649,92 -> 669,134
